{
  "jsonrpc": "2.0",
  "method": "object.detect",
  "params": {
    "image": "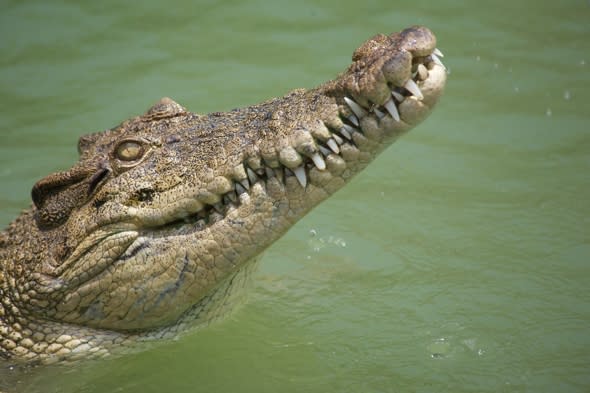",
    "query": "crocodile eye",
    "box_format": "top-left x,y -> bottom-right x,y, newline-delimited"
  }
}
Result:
115,140 -> 144,161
